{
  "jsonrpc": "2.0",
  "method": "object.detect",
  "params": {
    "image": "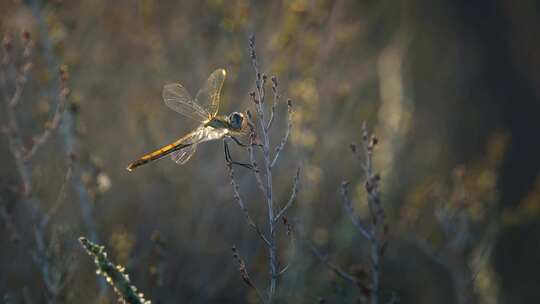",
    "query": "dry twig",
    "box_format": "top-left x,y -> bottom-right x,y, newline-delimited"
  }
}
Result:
225,35 -> 299,303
